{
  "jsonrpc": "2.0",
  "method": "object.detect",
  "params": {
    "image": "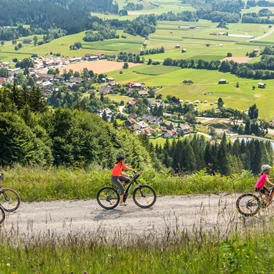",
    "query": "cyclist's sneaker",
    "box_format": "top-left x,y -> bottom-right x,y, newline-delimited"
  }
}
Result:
119,202 -> 127,206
